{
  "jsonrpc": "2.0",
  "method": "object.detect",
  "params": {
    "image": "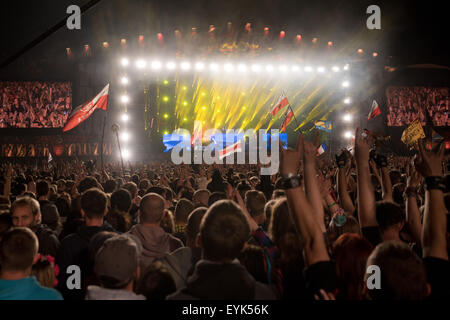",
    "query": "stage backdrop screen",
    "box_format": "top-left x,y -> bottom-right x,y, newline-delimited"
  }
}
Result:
0,81 -> 72,128
386,86 -> 449,127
